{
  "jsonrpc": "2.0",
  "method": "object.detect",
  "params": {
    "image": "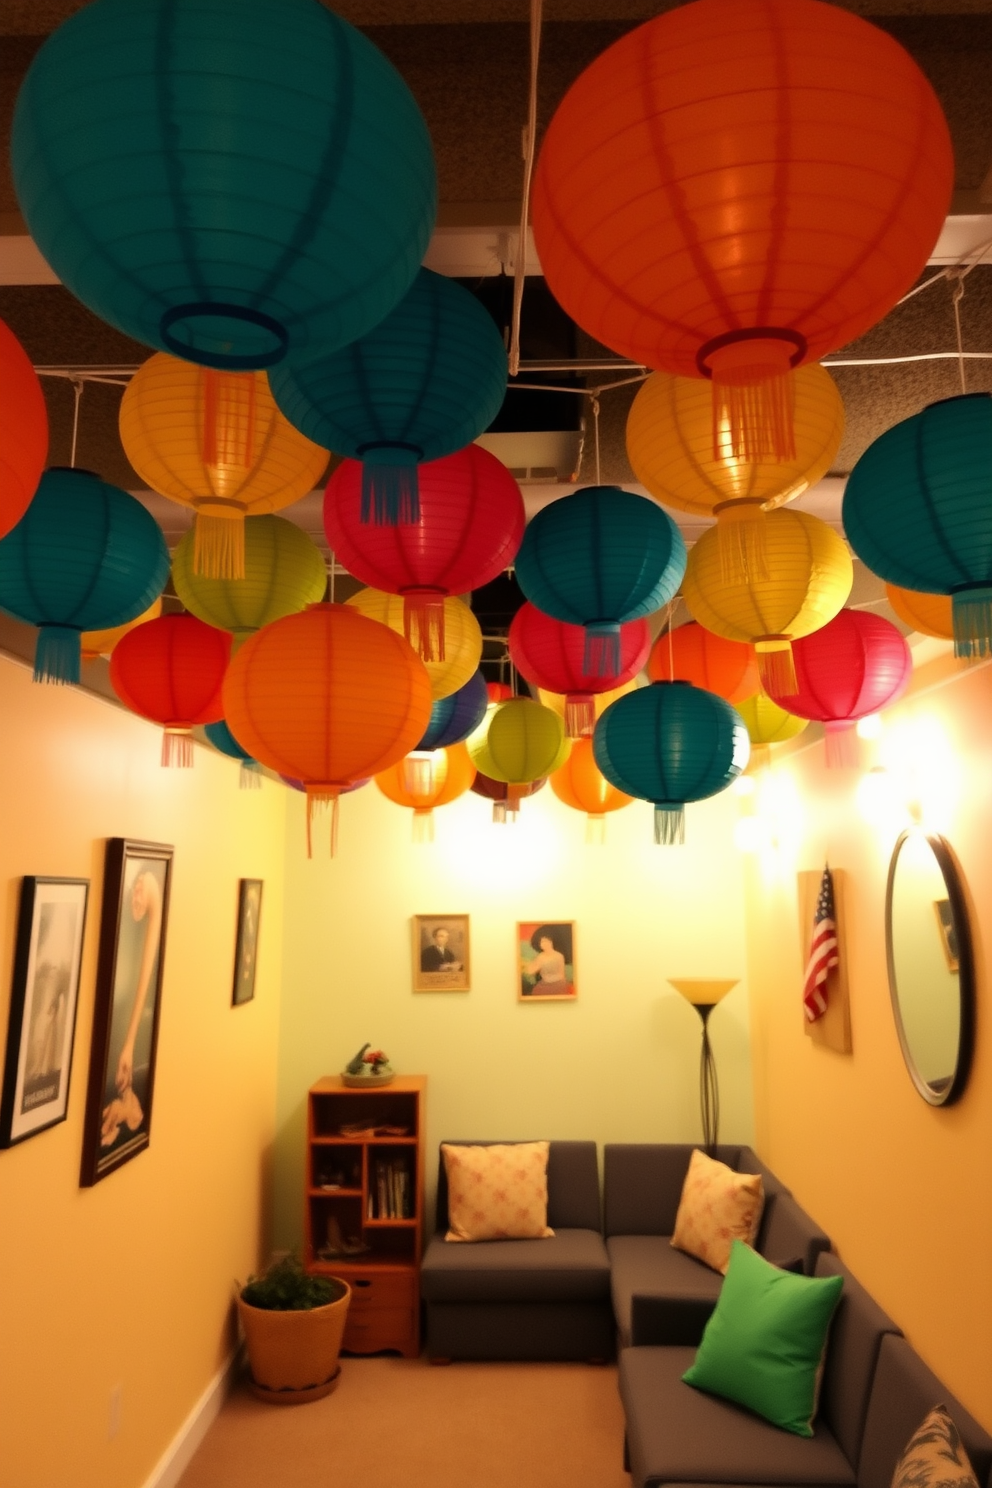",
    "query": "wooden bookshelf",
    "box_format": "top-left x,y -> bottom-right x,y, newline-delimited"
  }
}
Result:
304,1075 -> 425,1358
